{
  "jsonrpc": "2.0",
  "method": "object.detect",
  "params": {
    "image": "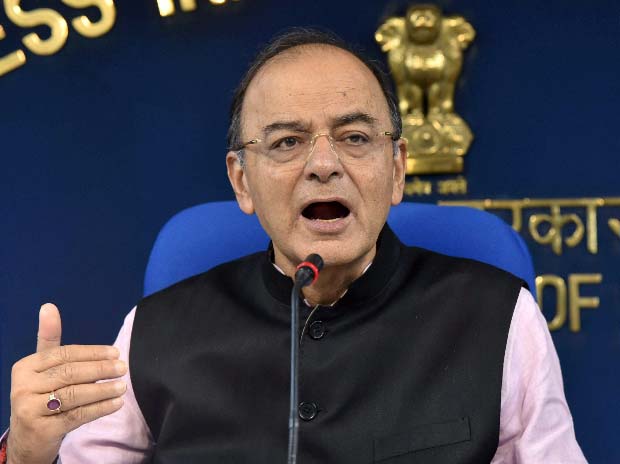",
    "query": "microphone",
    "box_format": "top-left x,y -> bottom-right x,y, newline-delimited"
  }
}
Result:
294,253 -> 324,287
287,253 -> 323,464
